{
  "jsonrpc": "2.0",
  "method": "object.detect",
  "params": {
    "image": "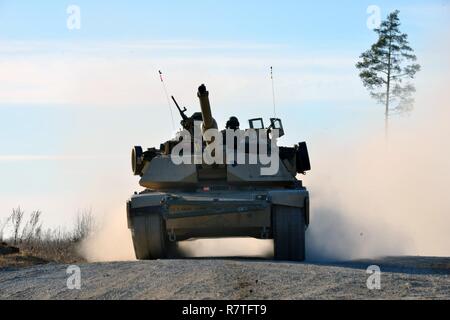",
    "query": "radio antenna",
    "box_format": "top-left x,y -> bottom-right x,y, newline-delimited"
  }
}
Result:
158,70 -> 175,131
270,66 -> 277,118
